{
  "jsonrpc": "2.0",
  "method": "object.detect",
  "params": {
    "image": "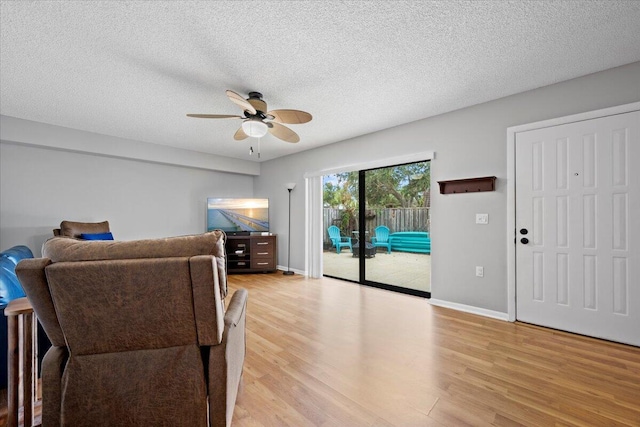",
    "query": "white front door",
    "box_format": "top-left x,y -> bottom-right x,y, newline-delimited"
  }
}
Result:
515,110 -> 640,346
